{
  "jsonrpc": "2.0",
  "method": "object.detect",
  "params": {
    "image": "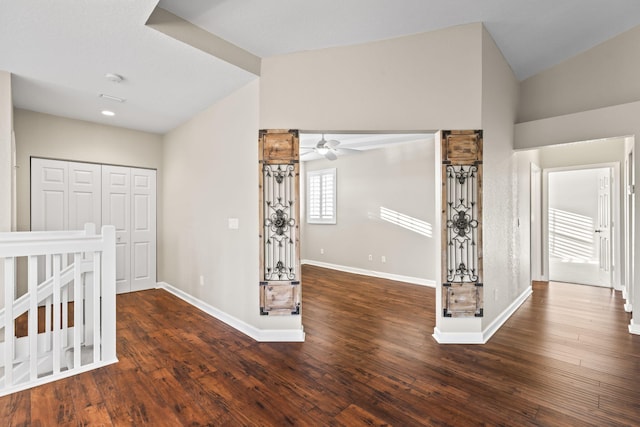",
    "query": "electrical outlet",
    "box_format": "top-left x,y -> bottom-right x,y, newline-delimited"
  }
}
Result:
368,254 -> 373,261
494,288 -> 498,301
381,256 -> 386,263
320,248 -> 324,254
199,275 -> 204,286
